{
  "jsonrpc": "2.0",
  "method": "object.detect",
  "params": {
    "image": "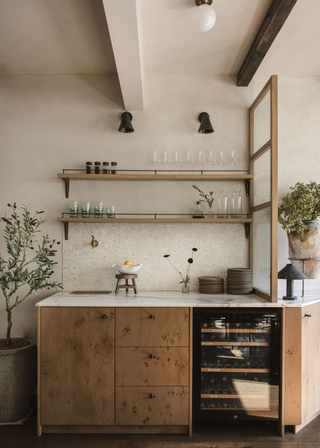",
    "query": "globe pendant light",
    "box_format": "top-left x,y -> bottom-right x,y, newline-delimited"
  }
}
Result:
193,0 -> 216,32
